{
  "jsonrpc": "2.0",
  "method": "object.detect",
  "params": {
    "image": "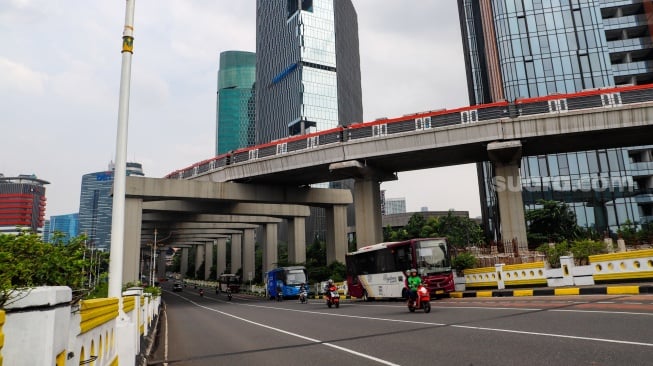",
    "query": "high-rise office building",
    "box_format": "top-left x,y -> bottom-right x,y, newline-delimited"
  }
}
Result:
78,162 -> 144,251
43,213 -> 79,243
384,197 -> 407,215
256,0 -> 363,243
458,0 -> 653,242
216,51 -> 256,155
0,174 -> 49,234
255,0 -> 362,143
